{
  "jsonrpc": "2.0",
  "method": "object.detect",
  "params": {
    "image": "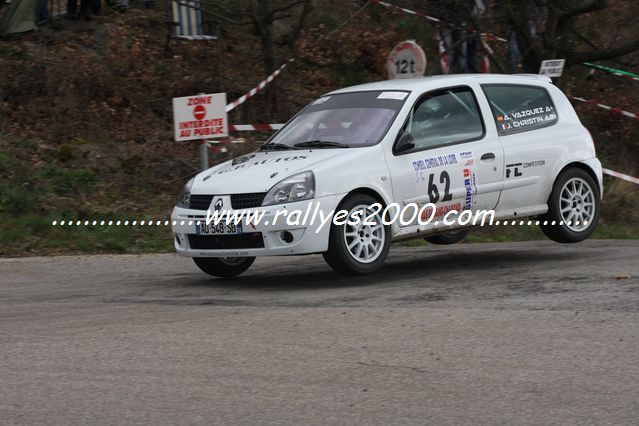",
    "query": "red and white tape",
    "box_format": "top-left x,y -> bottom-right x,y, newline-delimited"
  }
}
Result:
436,31 -> 449,74
225,59 -> 294,113
372,0 -> 440,23
603,168 -> 639,185
571,96 -> 638,120
585,67 -> 639,83
229,124 -> 284,132
371,0 -> 507,42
